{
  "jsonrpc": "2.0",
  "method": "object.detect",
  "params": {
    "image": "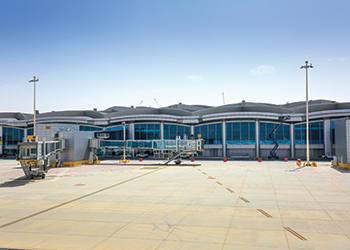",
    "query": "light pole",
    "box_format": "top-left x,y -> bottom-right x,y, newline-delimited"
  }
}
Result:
300,61 -> 313,166
29,76 -> 39,142
122,122 -> 126,164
